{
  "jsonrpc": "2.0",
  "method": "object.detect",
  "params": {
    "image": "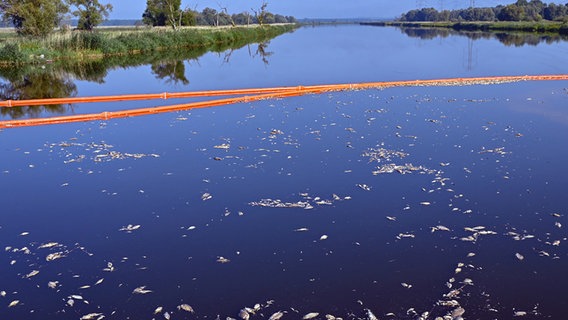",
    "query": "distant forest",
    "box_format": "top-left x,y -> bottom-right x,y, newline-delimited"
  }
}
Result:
399,0 -> 568,22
